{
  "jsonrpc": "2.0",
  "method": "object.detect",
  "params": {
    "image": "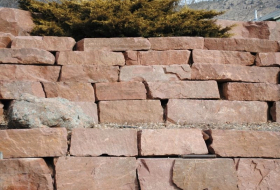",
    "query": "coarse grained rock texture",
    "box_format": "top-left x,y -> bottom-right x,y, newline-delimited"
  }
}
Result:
0,101 -> 4,124
99,100 -> 163,124
70,128 -> 137,156
60,65 -> 119,83
208,130 -> 280,158
0,33 -> 14,48
191,63 -> 279,84
271,102 -> 280,122
76,37 -> 150,51
55,157 -> 138,190
139,129 -> 208,156
173,159 -> 238,190
147,81 -> 220,99
56,50 -> 125,66
95,82 -> 146,101
235,158 -> 280,190
74,102 -> 98,123
0,158 -> 53,190
167,100 -> 268,124
256,52 -> 280,67
193,49 -> 255,65
7,94 -> 95,129
148,37 -> 204,50
0,128 -> 67,158
223,82 -> 280,101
